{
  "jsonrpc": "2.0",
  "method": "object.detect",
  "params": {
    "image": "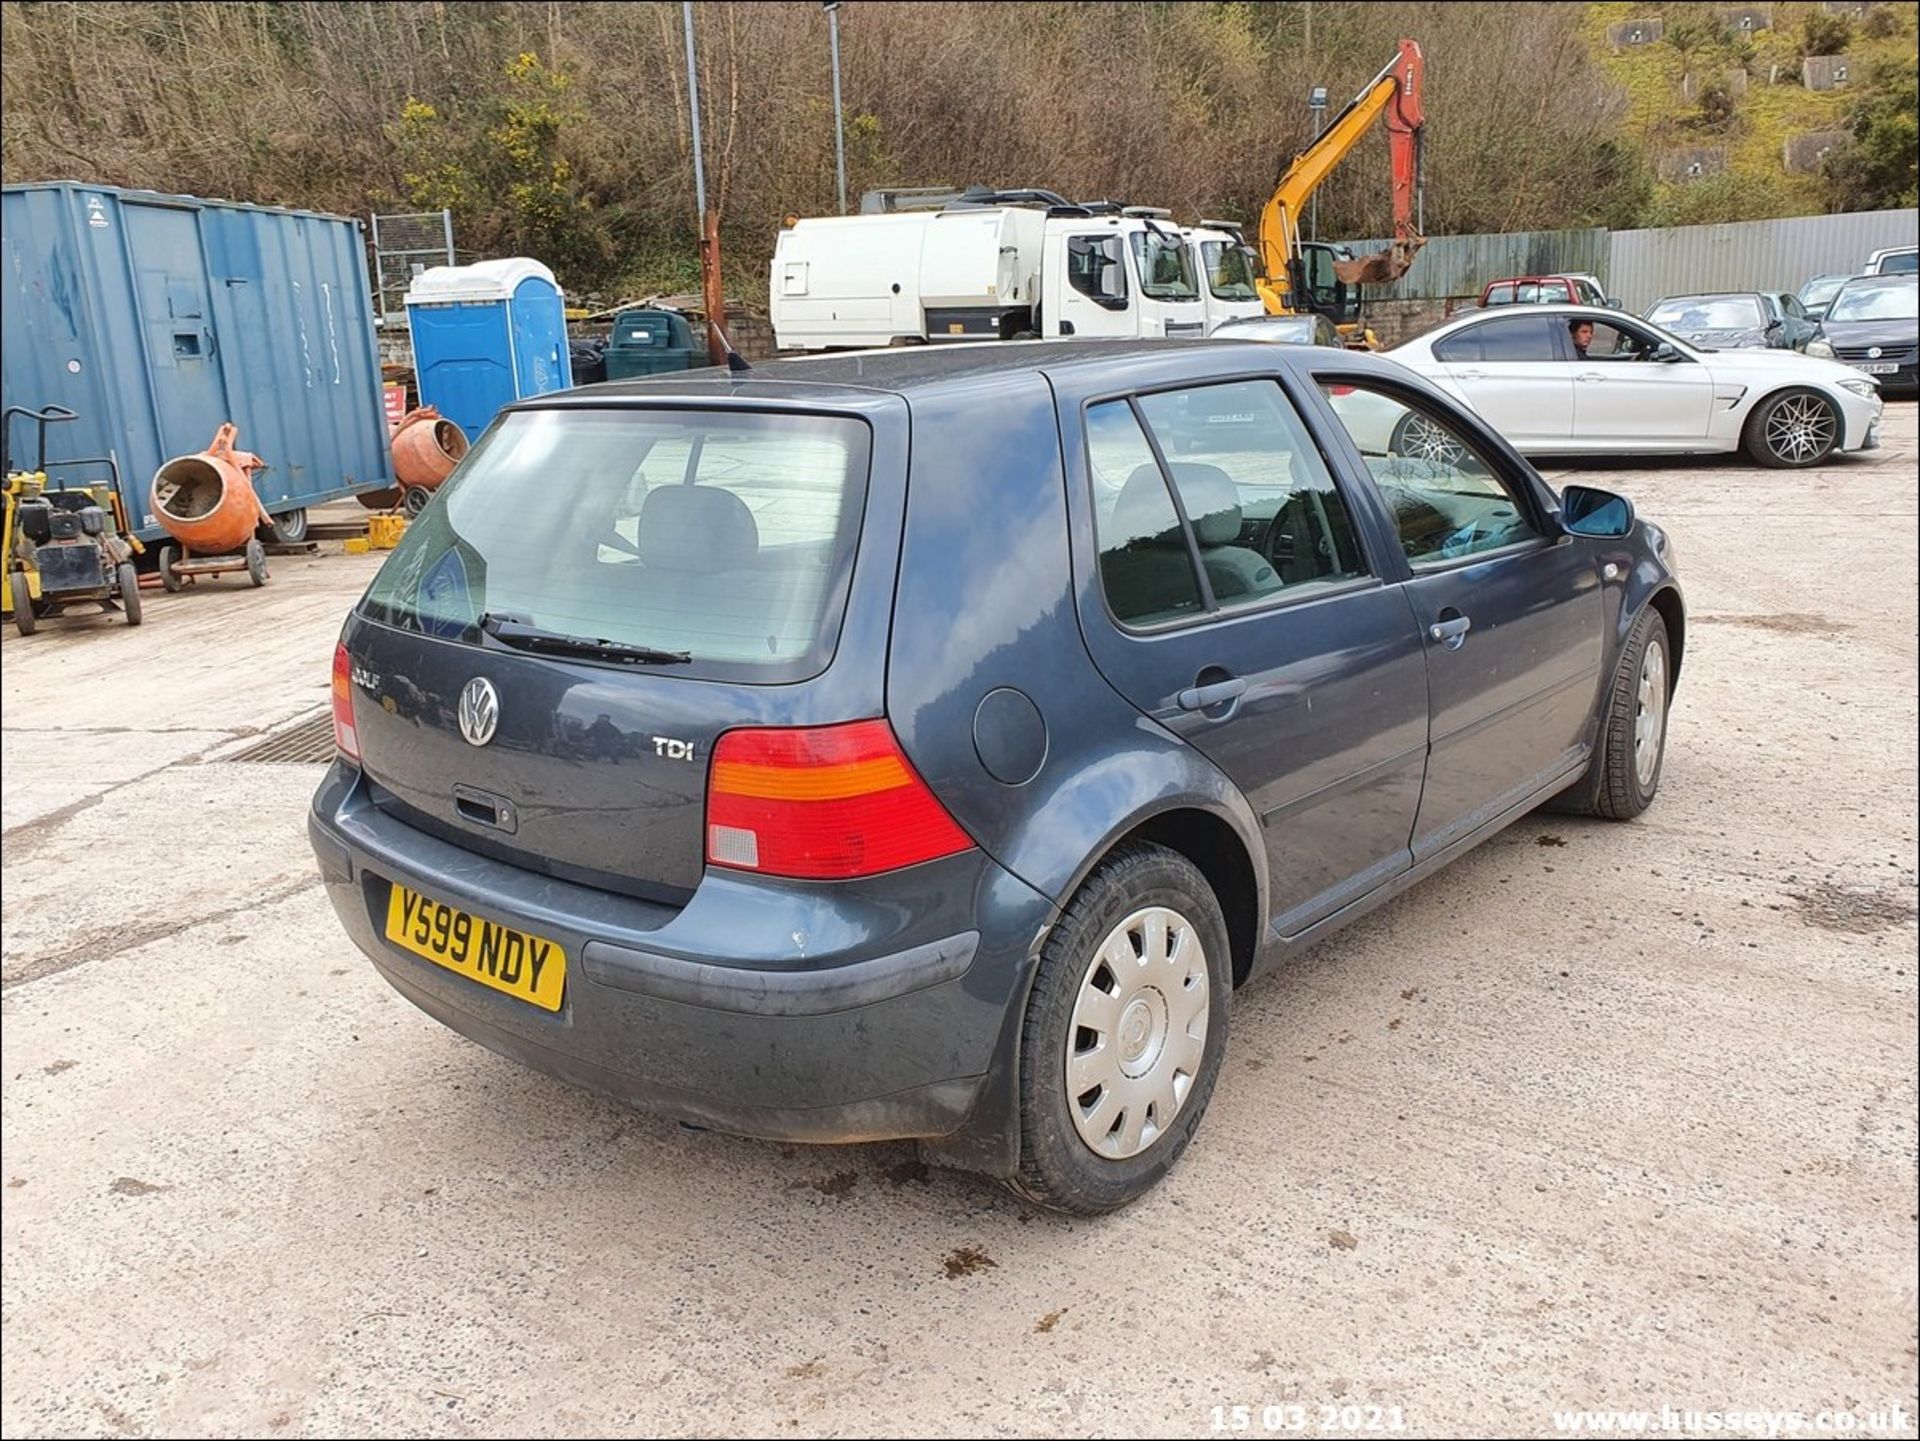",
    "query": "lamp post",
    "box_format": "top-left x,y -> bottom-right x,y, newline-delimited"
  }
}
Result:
1308,85 -> 1328,243
824,2 -> 848,215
